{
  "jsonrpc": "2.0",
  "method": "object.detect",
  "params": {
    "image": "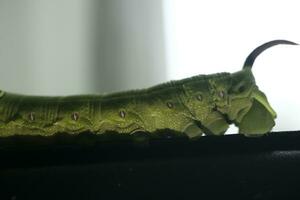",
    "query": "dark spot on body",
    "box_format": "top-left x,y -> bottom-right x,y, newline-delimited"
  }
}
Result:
119,110 -> 126,118
219,91 -> 225,98
71,112 -> 79,121
239,86 -> 245,93
197,94 -> 203,101
28,112 -> 35,121
166,102 -> 173,108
